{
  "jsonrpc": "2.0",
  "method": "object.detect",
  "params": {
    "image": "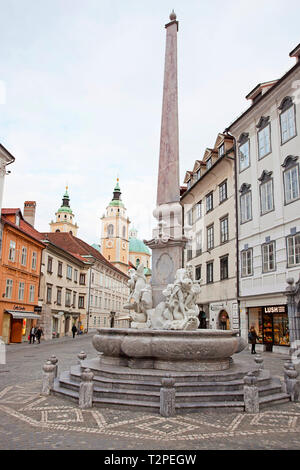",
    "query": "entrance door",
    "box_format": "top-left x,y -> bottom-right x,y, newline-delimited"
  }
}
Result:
10,319 -> 23,343
219,310 -> 230,330
65,316 -> 70,335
